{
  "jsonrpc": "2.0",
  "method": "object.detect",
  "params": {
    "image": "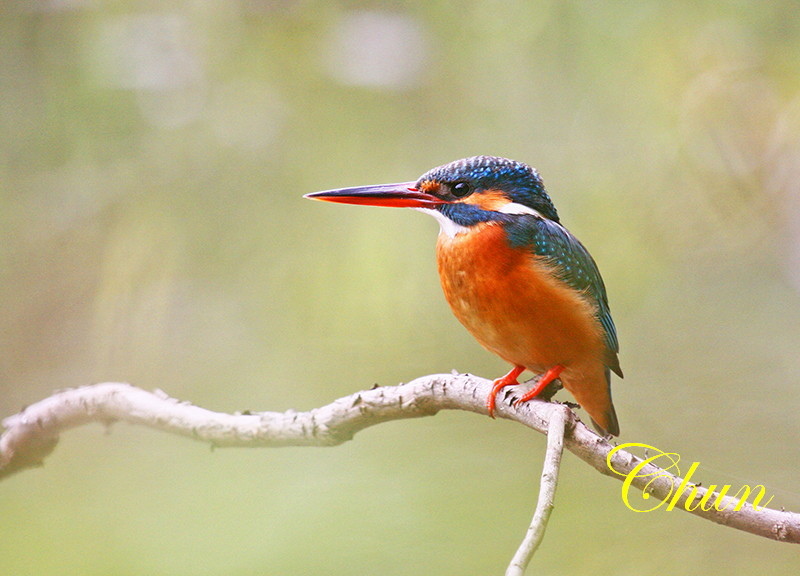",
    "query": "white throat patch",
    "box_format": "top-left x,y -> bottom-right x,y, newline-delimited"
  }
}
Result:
414,208 -> 468,238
